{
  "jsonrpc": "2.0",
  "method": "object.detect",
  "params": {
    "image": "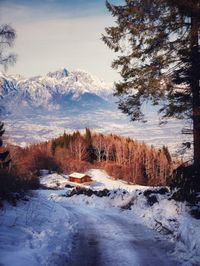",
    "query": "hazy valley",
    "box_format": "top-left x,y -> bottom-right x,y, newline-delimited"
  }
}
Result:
0,68 -> 190,158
